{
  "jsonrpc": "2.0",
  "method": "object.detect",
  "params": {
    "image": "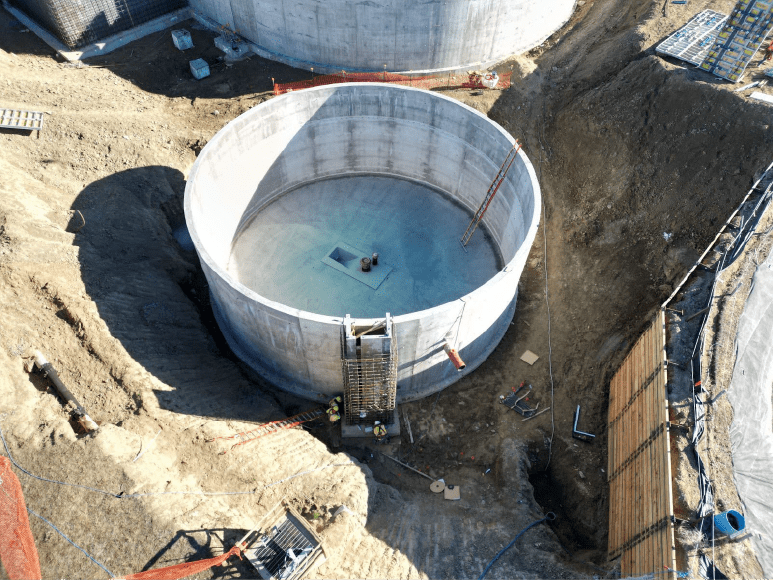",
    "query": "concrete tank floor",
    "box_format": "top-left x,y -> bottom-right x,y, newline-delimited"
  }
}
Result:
227,175 -> 502,317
